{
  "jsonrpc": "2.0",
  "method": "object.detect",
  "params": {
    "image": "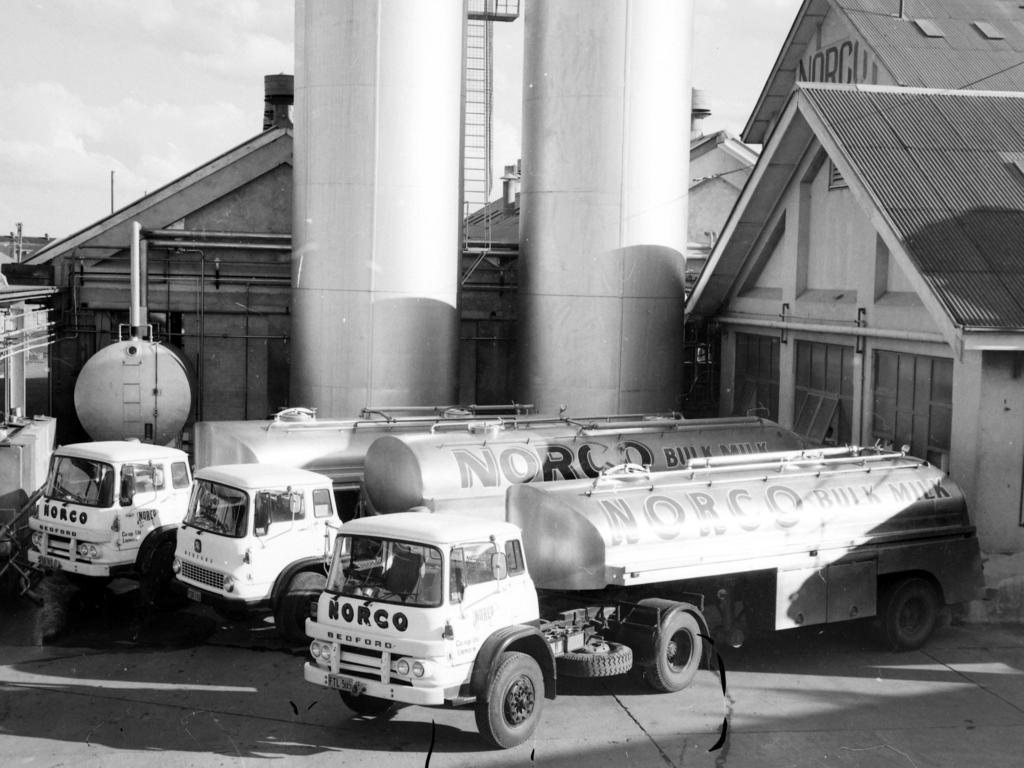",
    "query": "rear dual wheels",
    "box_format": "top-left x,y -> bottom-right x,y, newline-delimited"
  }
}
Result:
639,600 -> 704,693
879,577 -> 940,651
476,651 -> 544,749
